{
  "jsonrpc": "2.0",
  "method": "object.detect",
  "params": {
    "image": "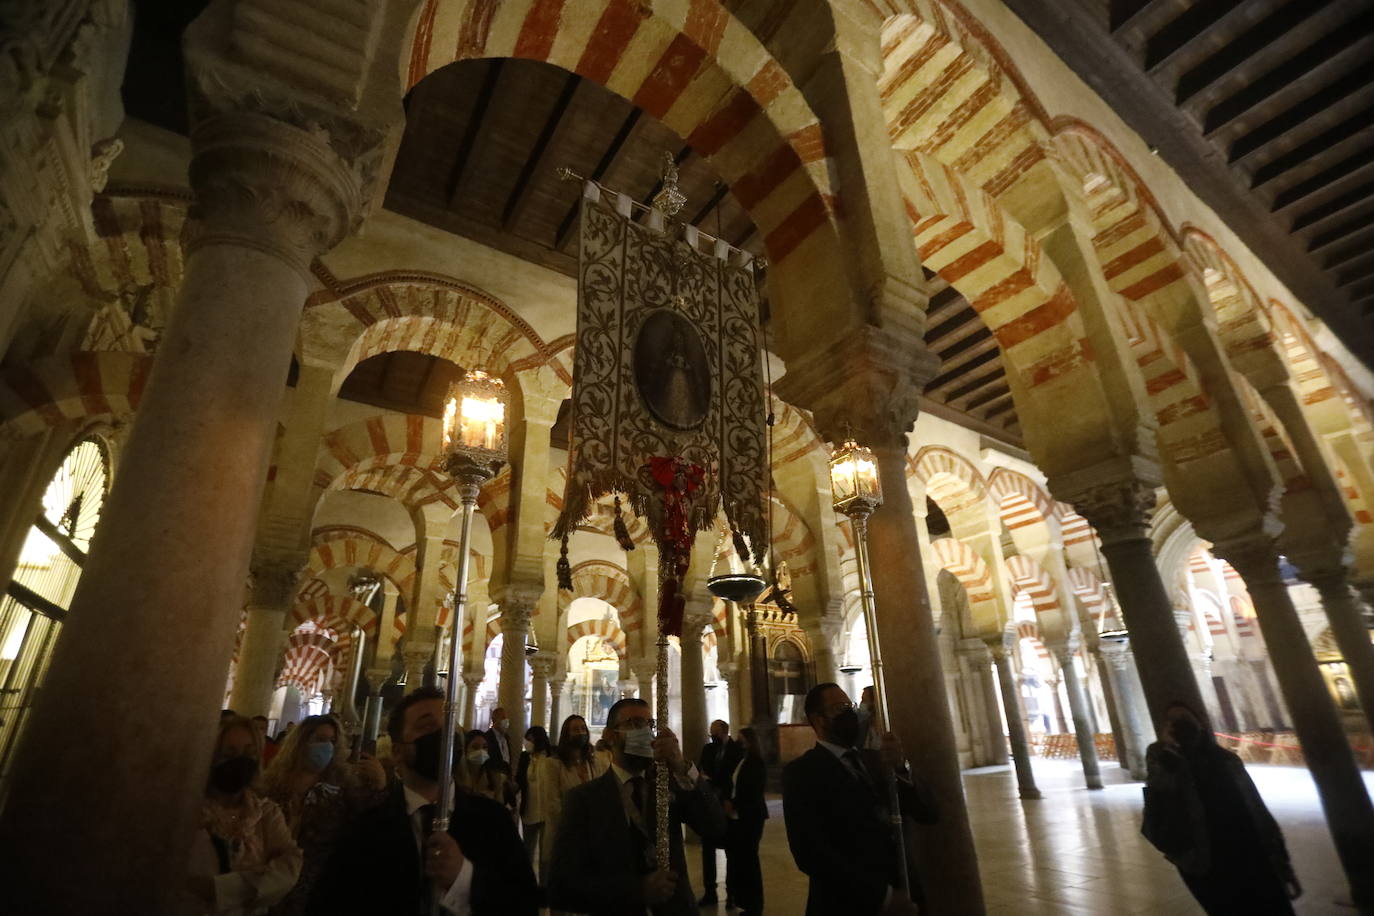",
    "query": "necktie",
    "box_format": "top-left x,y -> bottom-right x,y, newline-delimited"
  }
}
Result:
629,775 -> 645,819
843,749 -> 876,795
